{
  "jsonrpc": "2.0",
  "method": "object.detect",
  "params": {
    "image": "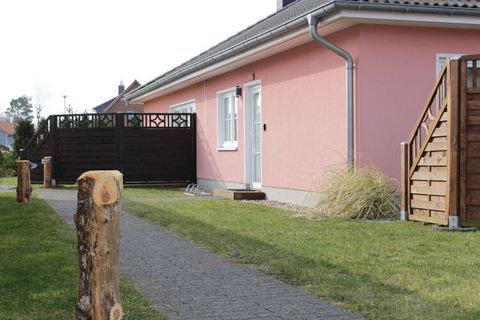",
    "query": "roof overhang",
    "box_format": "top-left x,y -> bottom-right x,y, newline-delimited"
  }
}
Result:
128,6 -> 480,103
